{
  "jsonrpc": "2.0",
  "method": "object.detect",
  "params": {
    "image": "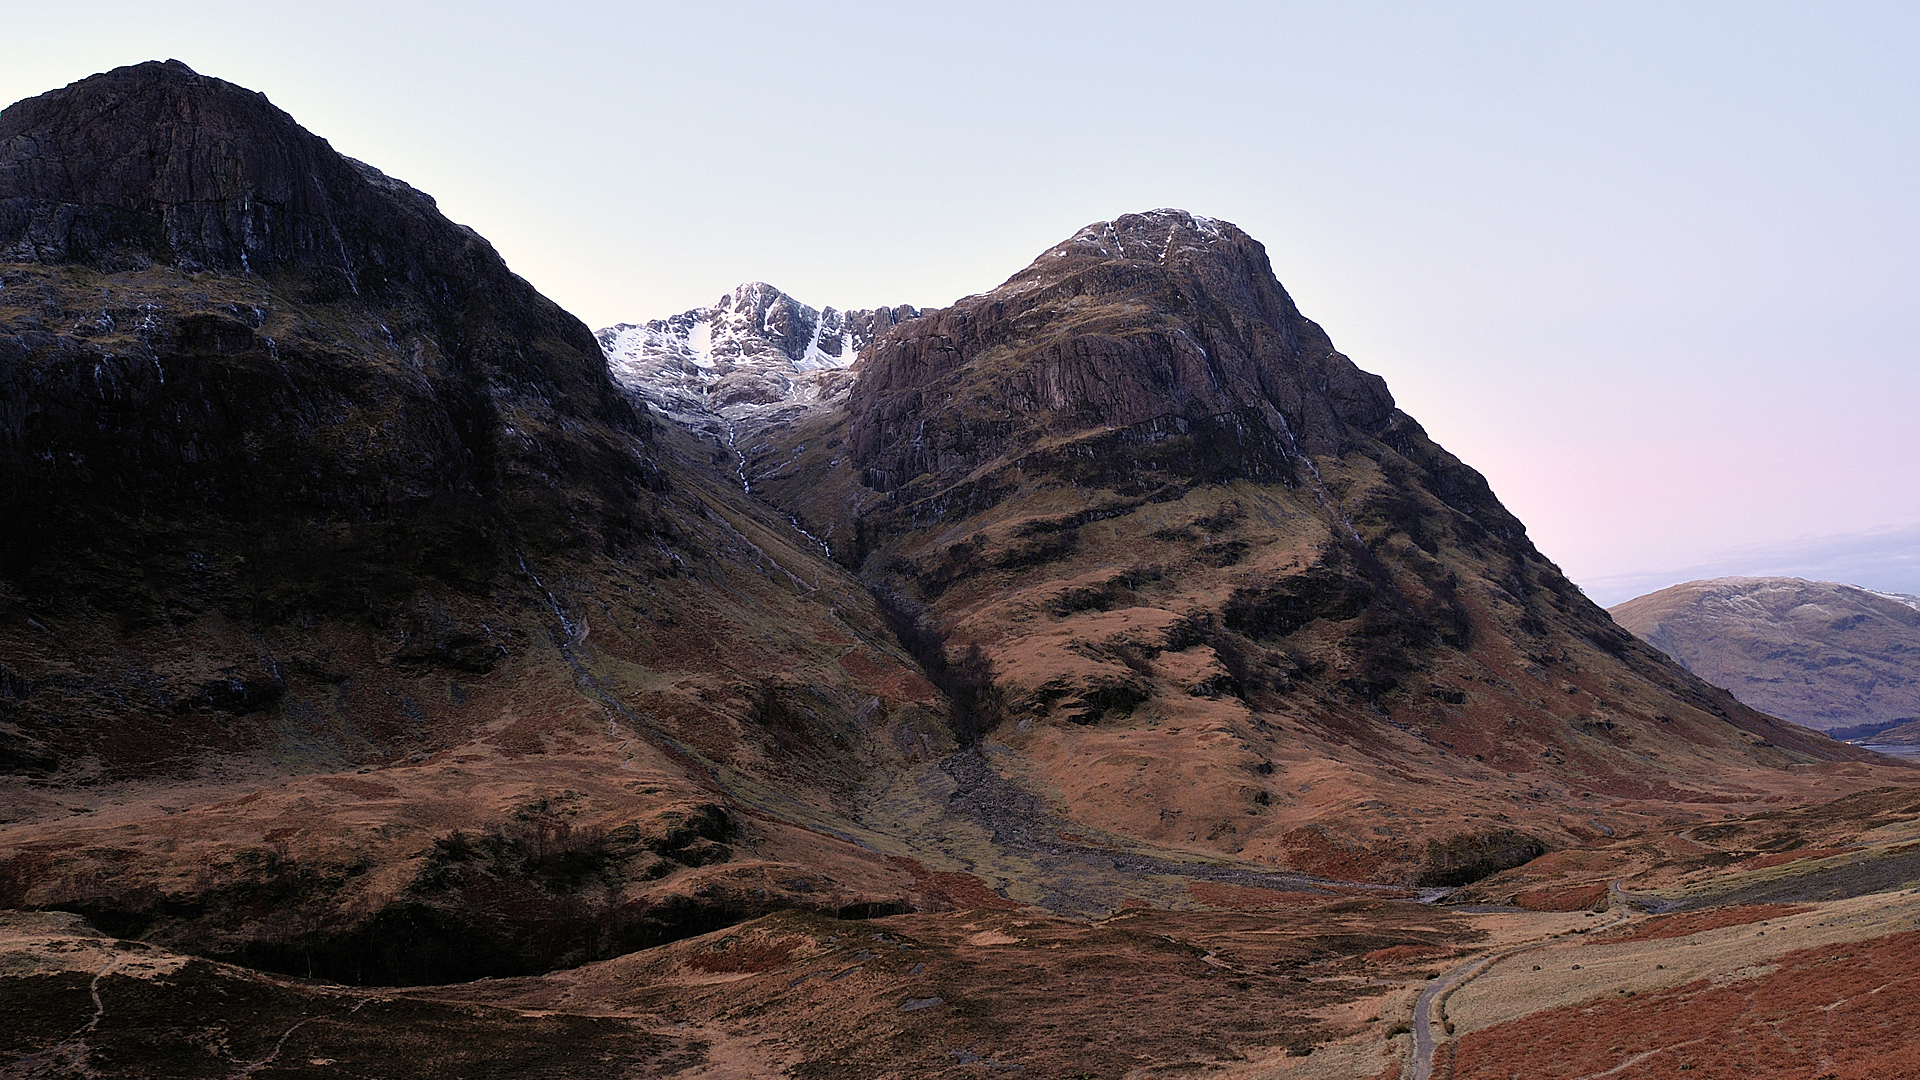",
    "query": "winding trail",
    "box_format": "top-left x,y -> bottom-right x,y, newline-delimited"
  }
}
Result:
14,956 -> 123,1078
225,1016 -> 318,1079
1406,881 -> 1634,1080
